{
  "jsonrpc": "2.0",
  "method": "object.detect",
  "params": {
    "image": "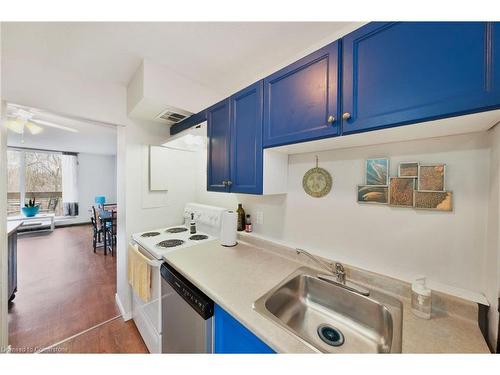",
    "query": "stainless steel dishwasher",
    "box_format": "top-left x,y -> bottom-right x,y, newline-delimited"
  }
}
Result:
160,263 -> 214,353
